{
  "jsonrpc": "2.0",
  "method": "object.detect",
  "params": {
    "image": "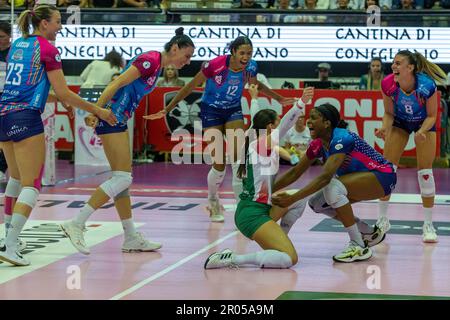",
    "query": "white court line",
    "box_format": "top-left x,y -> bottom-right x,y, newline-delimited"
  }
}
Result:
110,230 -> 239,300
